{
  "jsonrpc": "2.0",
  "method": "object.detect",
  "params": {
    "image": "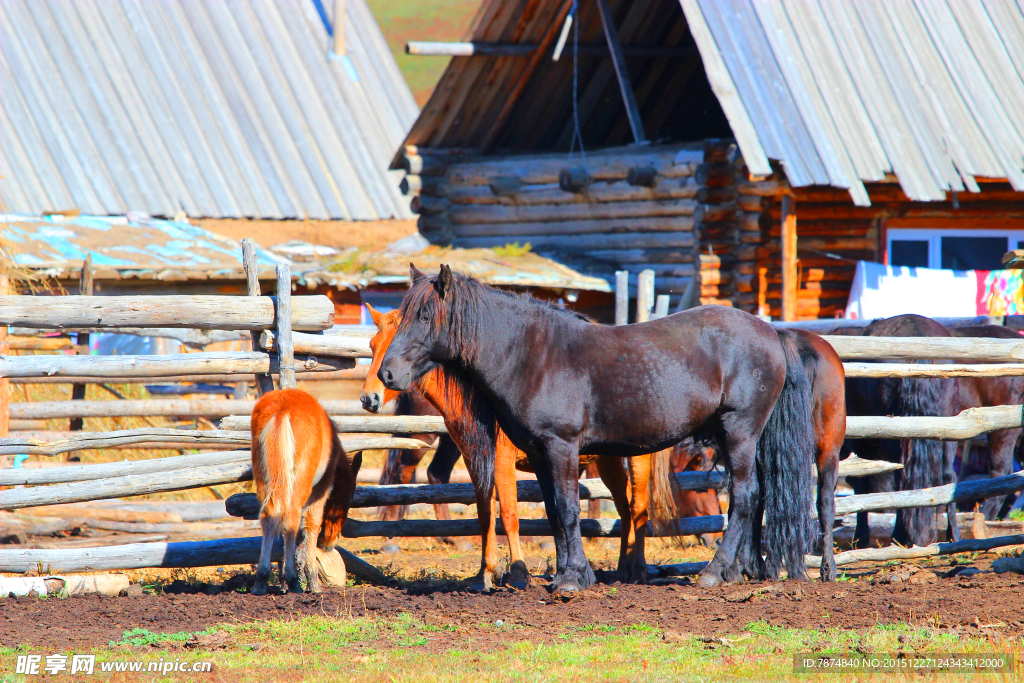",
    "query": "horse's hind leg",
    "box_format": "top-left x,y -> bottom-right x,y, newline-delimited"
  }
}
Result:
301,495 -> 329,593
281,506 -> 303,593
595,457 -> 640,583
627,455 -> 651,583
427,436 -> 470,549
816,449 -> 839,582
981,429 -> 1018,520
253,514 -> 279,596
495,436 -> 529,589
